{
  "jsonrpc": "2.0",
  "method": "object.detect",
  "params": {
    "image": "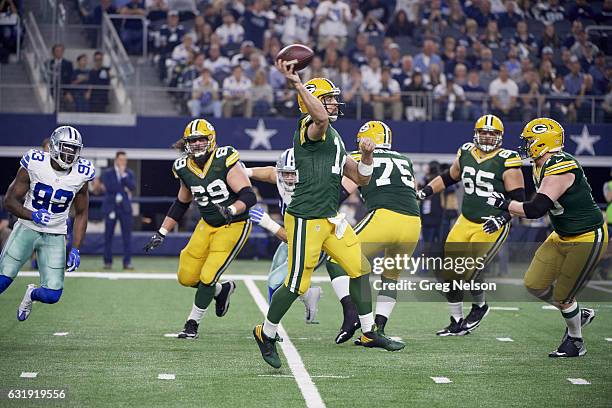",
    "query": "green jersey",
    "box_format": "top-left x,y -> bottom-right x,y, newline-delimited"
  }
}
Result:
288,116 -> 347,219
172,146 -> 248,227
350,149 -> 420,216
534,151 -> 603,236
457,143 -> 523,223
